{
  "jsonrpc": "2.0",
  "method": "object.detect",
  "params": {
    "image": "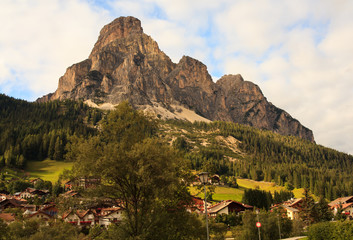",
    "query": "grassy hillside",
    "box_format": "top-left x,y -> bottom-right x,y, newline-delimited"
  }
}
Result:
25,159 -> 73,182
190,178 -> 315,202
